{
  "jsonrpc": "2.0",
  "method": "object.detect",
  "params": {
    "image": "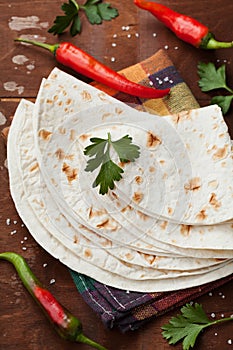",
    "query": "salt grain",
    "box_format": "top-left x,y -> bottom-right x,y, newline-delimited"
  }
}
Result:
111,57 -> 116,62
43,263 -> 48,268
50,278 -> 56,284
152,33 -> 157,37
24,236 -> 28,240
214,333 -> 218,336
211,313 -> 216,318
149,81 -> 153,86
222,295 -> 226,299
112,43 -> 117,47
164,45 -> 169,50
10,230 -> 17,235
174,46 -> 179,50
135,33 -> 139,37
227,339 -> 232,345
209,292 -> 213,296
112,34 -> 117,38
127,34 -> 131,38
22,247 -> 27,251
13,220 -> 17,224
6,218 -> 11,225
164,77 -> 169,82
